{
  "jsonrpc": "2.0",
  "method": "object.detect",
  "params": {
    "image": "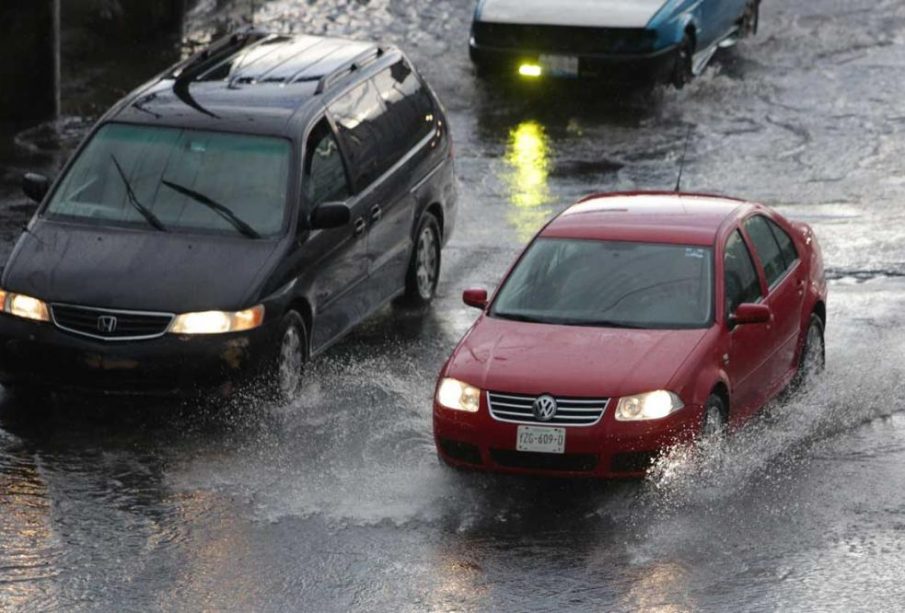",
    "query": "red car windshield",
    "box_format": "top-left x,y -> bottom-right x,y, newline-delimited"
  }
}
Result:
491,238 -> 714,329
